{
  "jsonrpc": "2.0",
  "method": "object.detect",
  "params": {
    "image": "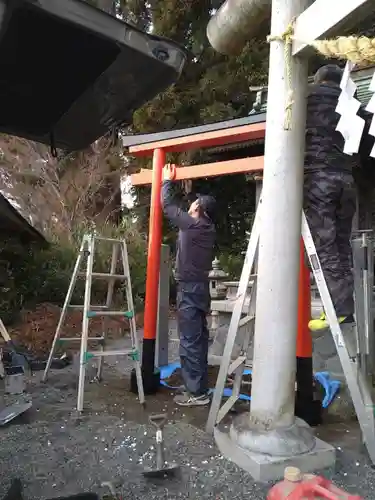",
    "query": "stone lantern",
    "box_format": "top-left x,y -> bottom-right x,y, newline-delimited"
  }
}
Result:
209,257 -> 228,300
